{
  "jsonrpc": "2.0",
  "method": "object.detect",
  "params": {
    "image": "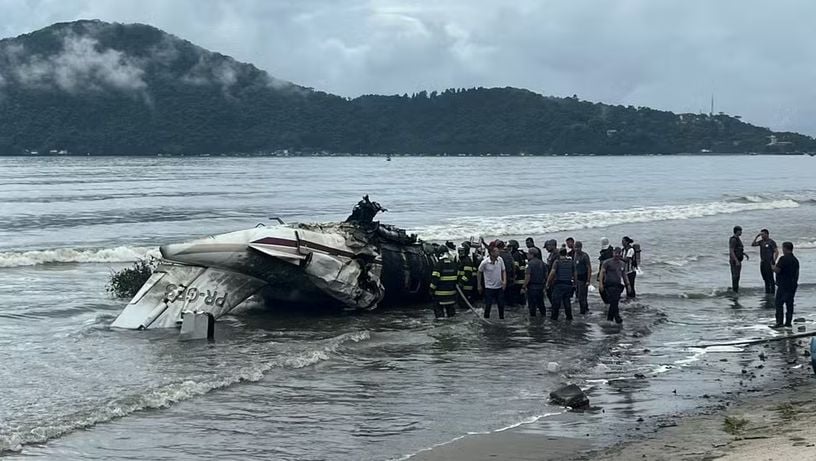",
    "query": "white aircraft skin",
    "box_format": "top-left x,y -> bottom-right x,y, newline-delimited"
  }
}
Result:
112,223 -> 385,330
